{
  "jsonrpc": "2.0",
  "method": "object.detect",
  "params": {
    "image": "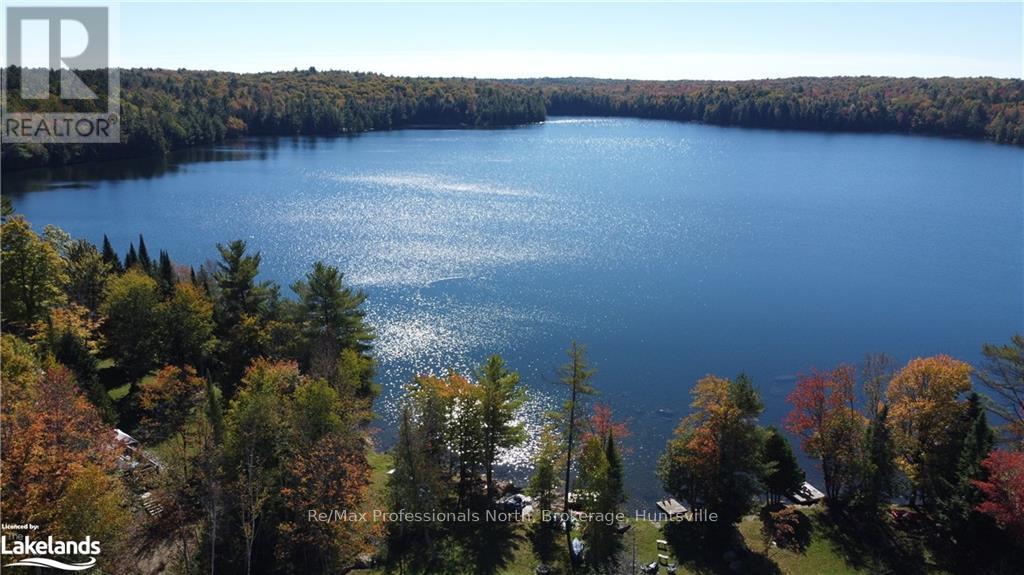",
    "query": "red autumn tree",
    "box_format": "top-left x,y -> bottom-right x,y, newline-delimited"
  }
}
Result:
785,364 -> 866,502
583,403 -> 631,447
974,449 -> 1024,544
